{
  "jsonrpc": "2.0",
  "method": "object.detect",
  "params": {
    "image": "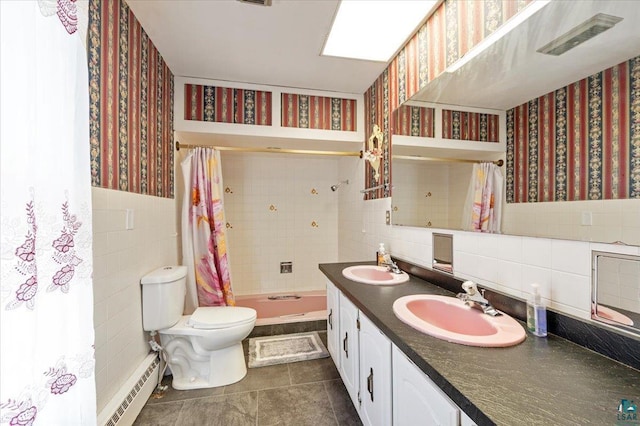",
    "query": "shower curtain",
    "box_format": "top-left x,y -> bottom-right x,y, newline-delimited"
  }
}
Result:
461,162 -> 504,233
181,148 -> 235,312
0,1 -> 97,424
